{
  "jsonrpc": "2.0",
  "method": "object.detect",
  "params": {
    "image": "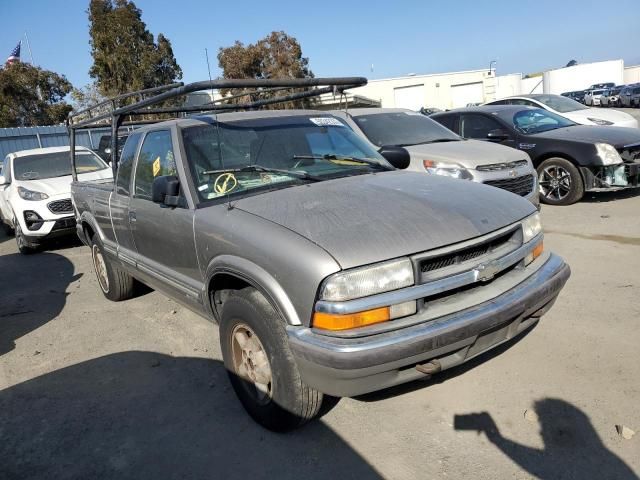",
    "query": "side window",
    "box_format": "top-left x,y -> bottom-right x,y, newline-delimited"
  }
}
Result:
116,133 -> 141,196
134,130 -> 177,201
434,115 -> 457,133
460,115 -> 502,139
490,100 -> 509,106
